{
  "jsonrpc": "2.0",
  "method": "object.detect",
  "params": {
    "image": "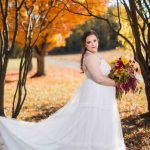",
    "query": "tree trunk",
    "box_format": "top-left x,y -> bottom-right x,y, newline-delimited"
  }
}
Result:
28,59 -> 33,72
0,47 -> 9,117
0,79 -> 5,116
12,107 -> 20,118
31,54 -> 45,78
144,78 -> 150,116
32,44 -> 47,78
36,54 -> 45,76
